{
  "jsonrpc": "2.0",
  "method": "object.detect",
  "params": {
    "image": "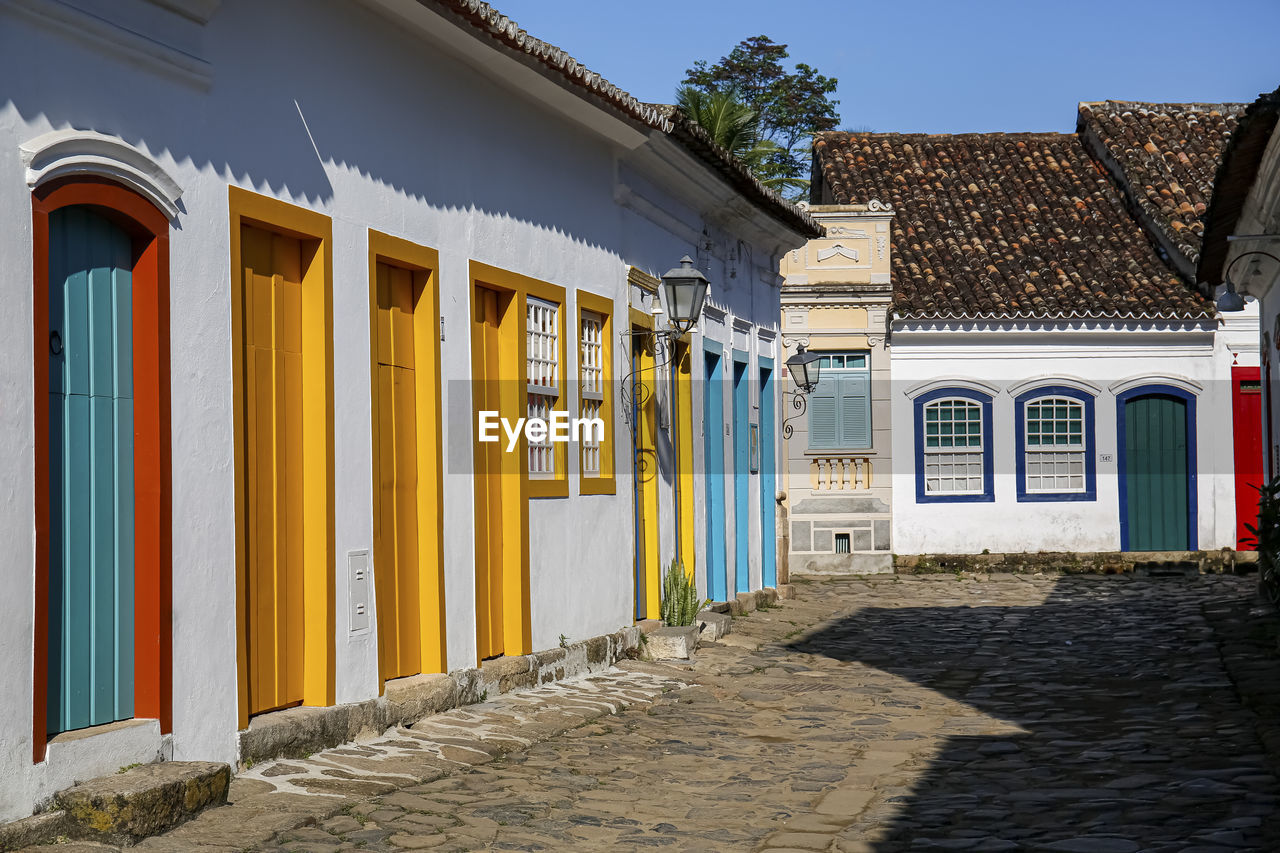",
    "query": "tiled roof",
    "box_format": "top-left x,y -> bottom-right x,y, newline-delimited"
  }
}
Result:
811,131 -> 1212,320
1078,101 -> 1246,275
1200,86 -> 1280,286
428,1 -> 821,238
